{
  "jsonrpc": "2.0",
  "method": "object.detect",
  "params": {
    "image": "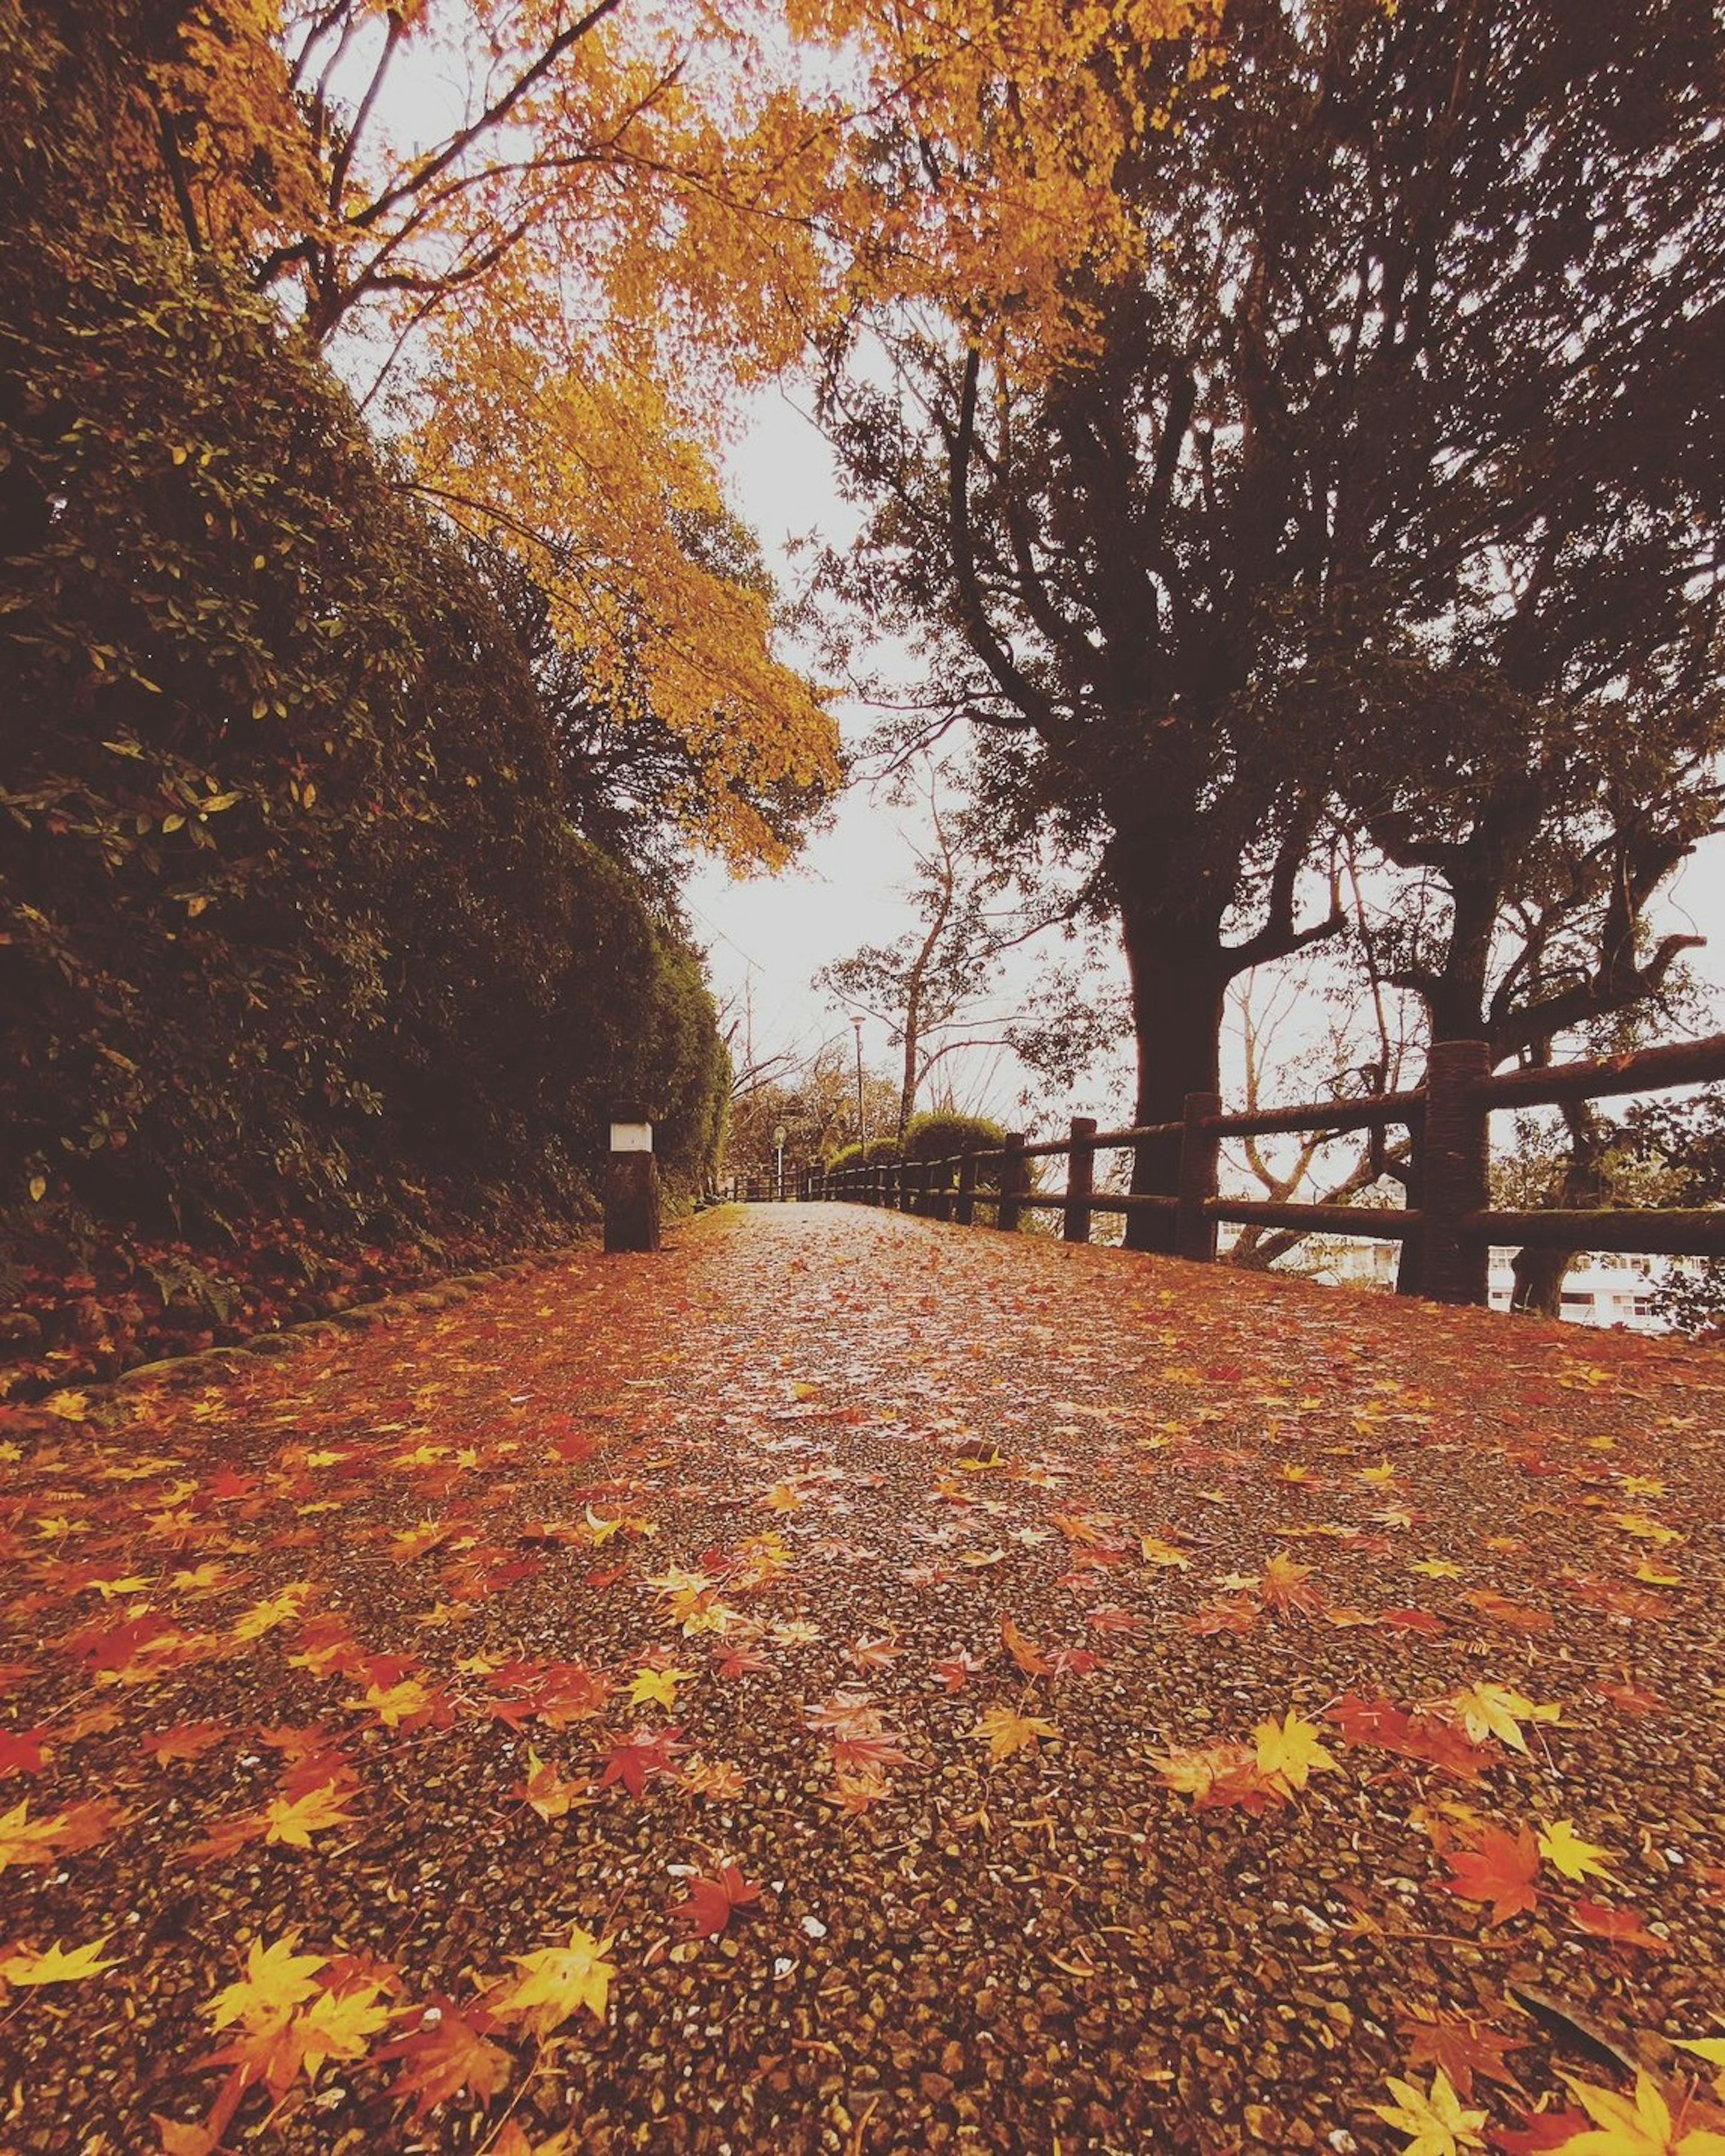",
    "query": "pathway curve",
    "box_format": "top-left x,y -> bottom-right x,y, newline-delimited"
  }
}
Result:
3,1204 -> 1724,2156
